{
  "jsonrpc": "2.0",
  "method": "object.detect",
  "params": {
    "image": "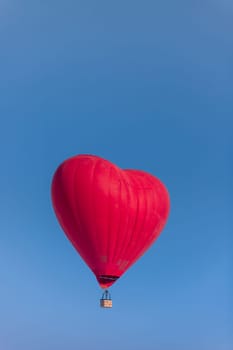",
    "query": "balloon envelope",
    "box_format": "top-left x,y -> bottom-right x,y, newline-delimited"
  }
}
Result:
51,155 -> 170,288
